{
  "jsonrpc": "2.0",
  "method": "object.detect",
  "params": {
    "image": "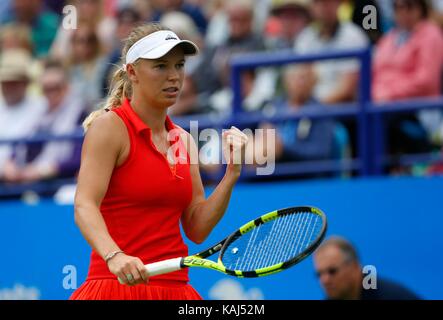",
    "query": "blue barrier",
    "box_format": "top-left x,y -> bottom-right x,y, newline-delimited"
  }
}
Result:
1,176 -> 442,299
